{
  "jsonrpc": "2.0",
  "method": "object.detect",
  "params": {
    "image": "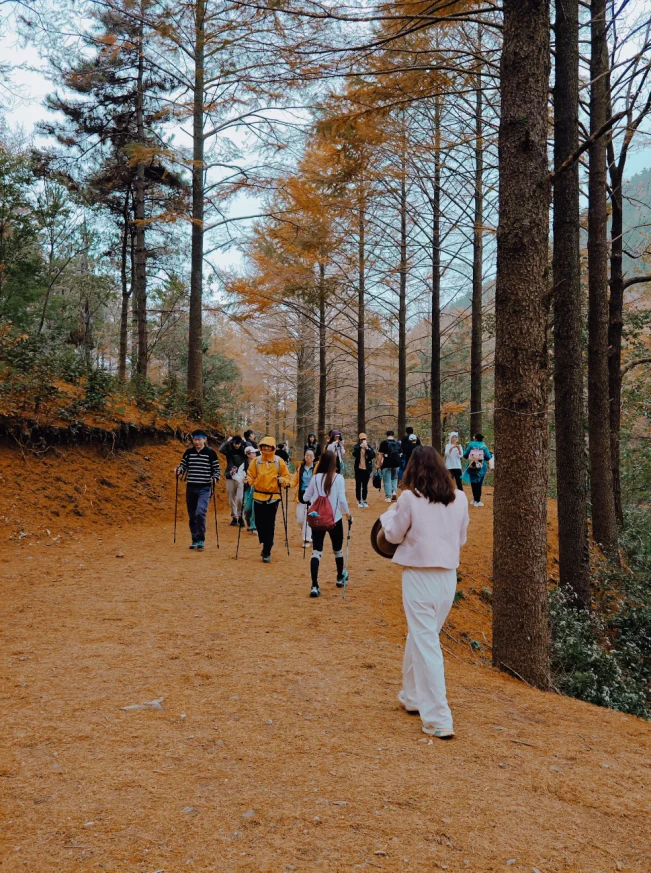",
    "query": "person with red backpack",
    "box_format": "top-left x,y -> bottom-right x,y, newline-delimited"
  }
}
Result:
462,433 -> 493,507
303,450 -> 351,598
